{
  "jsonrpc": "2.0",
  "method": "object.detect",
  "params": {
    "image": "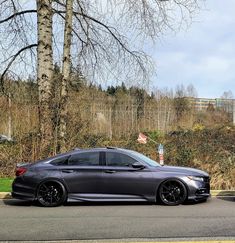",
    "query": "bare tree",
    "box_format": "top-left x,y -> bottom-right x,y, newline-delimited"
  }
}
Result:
37,0 -> 54,154
186,84 -> 198,98
0,0 -> 204,155
221,90 -> 234,99
59,0 -> 74,152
